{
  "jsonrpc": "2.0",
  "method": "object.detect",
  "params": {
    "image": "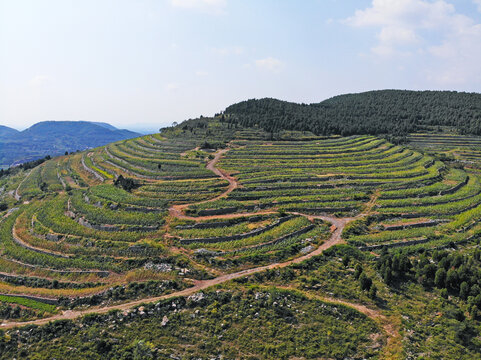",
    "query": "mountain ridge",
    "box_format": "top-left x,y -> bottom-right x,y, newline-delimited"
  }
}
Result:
0,120 -> 140,167
0,125 -> 20,140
